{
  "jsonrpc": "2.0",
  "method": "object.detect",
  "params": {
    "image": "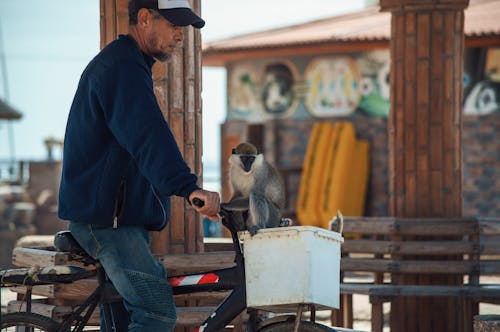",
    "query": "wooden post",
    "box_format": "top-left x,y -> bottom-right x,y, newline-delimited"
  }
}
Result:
100,0 -> 204,255
474,315 -> 500,332
379,0 -> 471,331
